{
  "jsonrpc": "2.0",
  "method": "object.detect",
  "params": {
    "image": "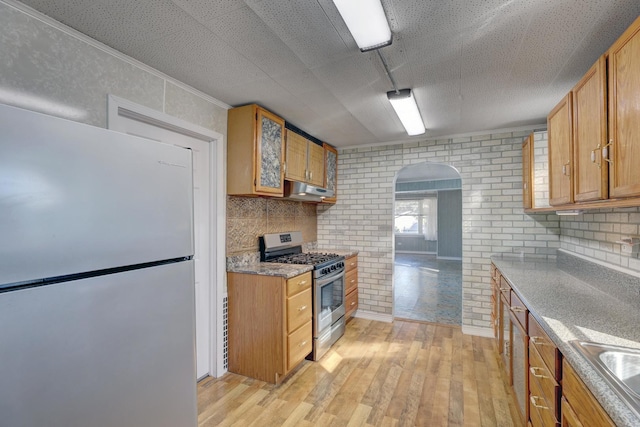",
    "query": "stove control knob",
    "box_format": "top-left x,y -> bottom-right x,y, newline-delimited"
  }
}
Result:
321,268 -> 328,275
